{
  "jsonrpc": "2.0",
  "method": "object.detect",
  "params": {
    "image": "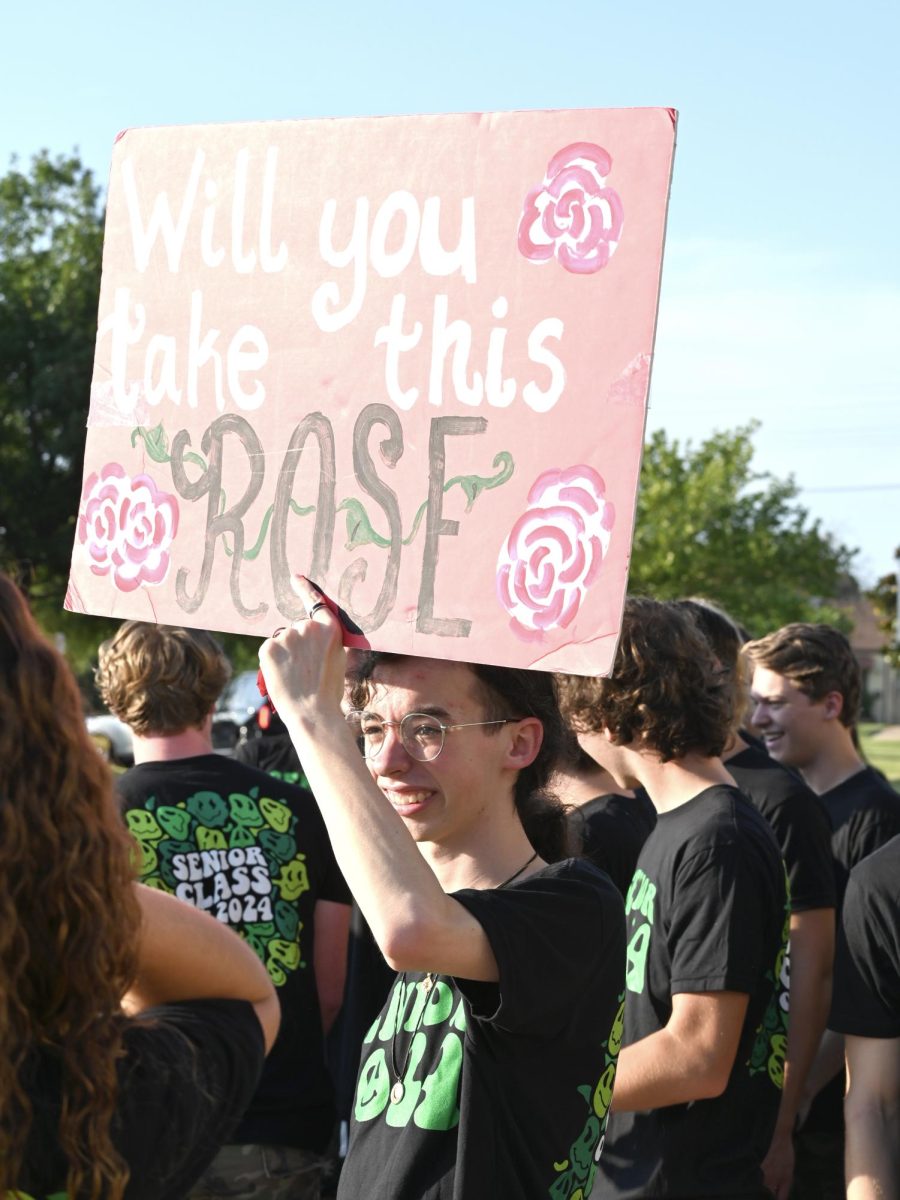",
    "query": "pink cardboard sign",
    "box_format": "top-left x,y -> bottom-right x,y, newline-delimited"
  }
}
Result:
67,108 -> 676,674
